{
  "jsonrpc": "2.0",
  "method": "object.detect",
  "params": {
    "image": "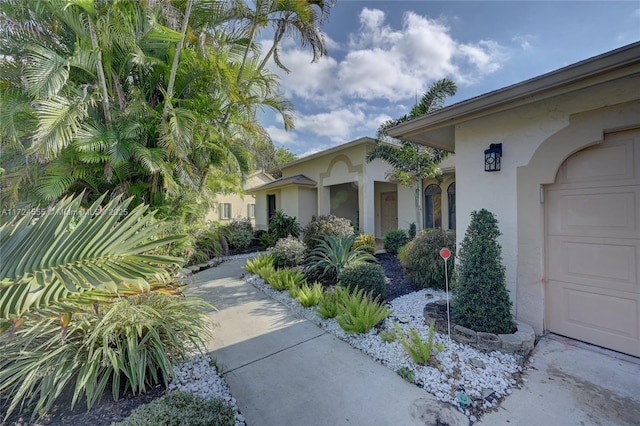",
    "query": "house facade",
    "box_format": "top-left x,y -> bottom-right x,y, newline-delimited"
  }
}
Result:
388,42 -> 640,357
247,137 -> 438,238
206,171 -> 274,226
